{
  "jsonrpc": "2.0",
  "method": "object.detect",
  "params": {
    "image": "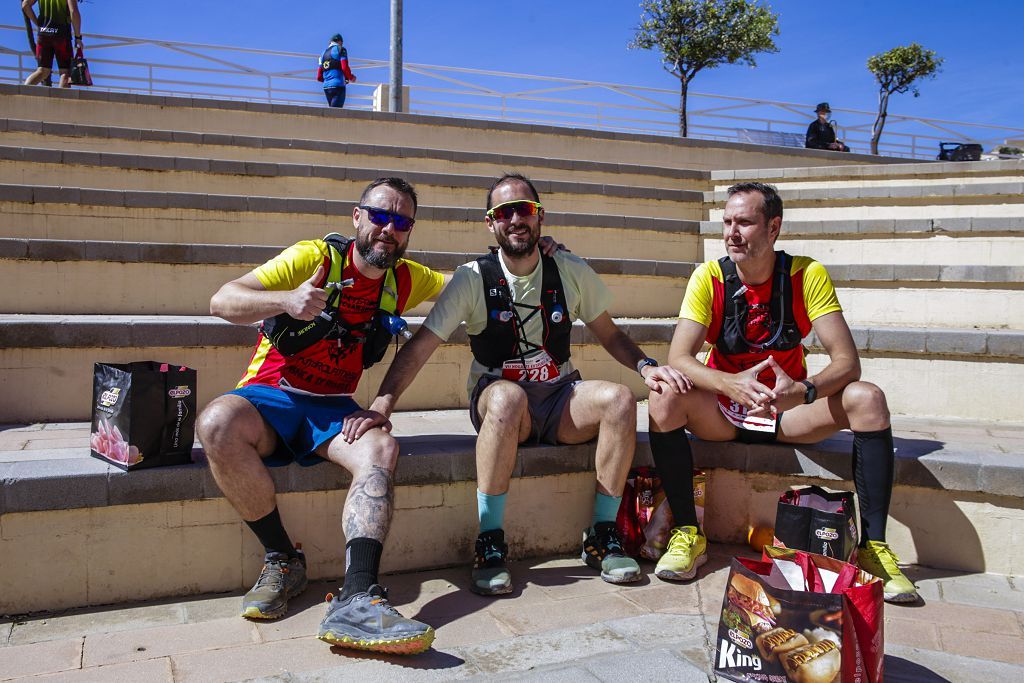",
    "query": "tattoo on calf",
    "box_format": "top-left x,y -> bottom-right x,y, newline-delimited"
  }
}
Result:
343,465 -> 394,542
